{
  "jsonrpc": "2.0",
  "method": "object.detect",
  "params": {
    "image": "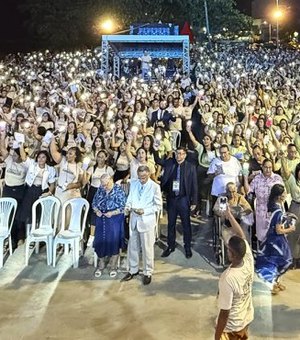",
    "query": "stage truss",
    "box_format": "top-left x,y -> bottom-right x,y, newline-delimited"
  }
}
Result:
101,35 -> 190,78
